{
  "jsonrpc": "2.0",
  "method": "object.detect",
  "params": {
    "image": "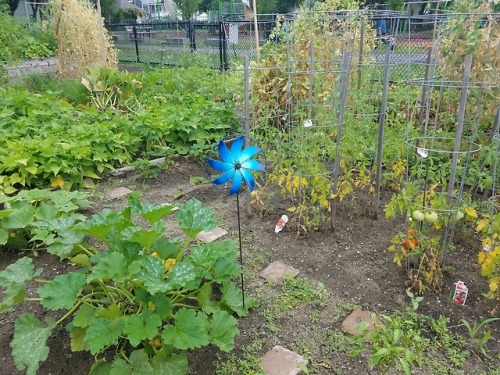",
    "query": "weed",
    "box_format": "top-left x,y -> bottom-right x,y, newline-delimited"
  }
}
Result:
259,276 -> 330,335
215,336 -> 265,375
460,317 -> 500,357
